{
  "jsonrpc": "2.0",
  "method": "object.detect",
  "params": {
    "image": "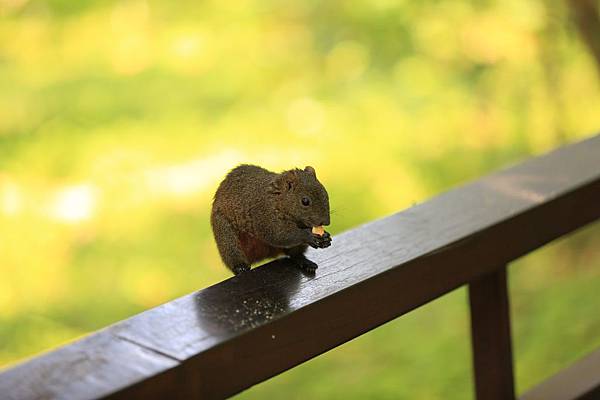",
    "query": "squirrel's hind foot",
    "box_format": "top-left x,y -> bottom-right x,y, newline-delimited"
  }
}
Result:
232,263 -> 251,275
291,256 -> 318,273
